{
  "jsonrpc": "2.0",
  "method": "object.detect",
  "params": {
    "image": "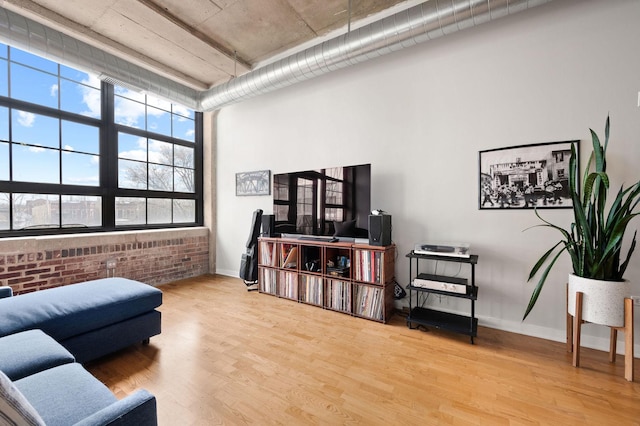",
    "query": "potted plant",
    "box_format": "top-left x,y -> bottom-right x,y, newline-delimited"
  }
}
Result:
523,116 -> 640,325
